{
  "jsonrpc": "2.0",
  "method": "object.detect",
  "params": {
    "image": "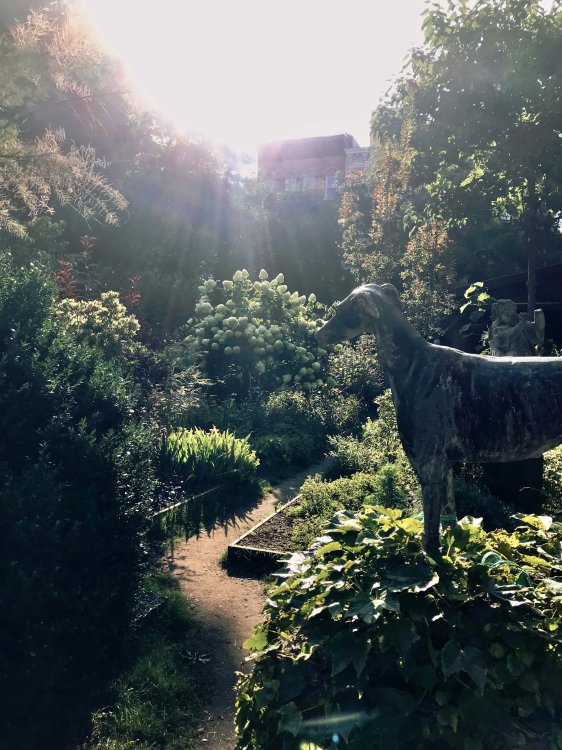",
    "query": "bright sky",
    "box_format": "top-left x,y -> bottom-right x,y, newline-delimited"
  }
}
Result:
78,0 -> 425,160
